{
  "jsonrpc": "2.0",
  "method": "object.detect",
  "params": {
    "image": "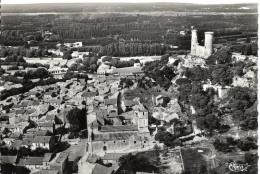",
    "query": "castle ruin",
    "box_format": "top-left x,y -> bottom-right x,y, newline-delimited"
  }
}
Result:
191,29 -> 214,58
